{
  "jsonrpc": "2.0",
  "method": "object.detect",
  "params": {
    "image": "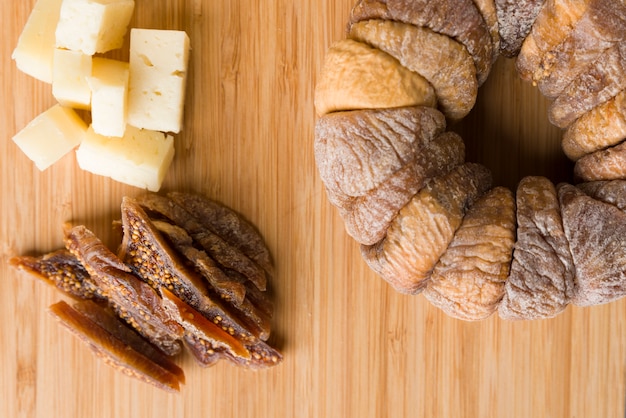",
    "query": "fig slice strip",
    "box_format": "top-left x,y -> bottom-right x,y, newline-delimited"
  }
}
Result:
10,249 -> 105,302
119,197 -> 271,341
134,193 -> 267,291
150,219 -> 247,306
72,300 -> 185,384
162,288 -> 282,369
48,300 -> 182,393
168,192 -> 274,276
64,224 -> 183,356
